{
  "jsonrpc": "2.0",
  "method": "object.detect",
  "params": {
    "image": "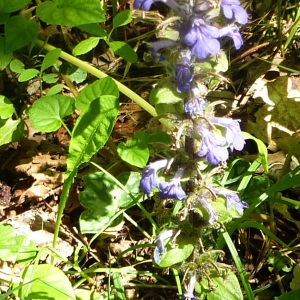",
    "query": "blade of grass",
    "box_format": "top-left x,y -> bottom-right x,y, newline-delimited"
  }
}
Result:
221,230 -> 254,300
